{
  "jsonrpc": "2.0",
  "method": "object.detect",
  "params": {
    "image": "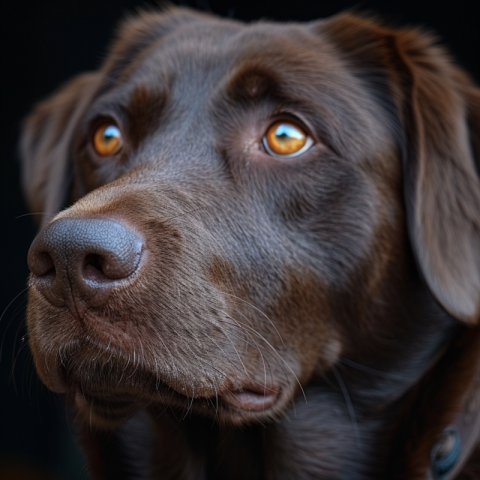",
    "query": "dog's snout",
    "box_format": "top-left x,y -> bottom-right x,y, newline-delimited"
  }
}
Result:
28,218 -> 143,313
